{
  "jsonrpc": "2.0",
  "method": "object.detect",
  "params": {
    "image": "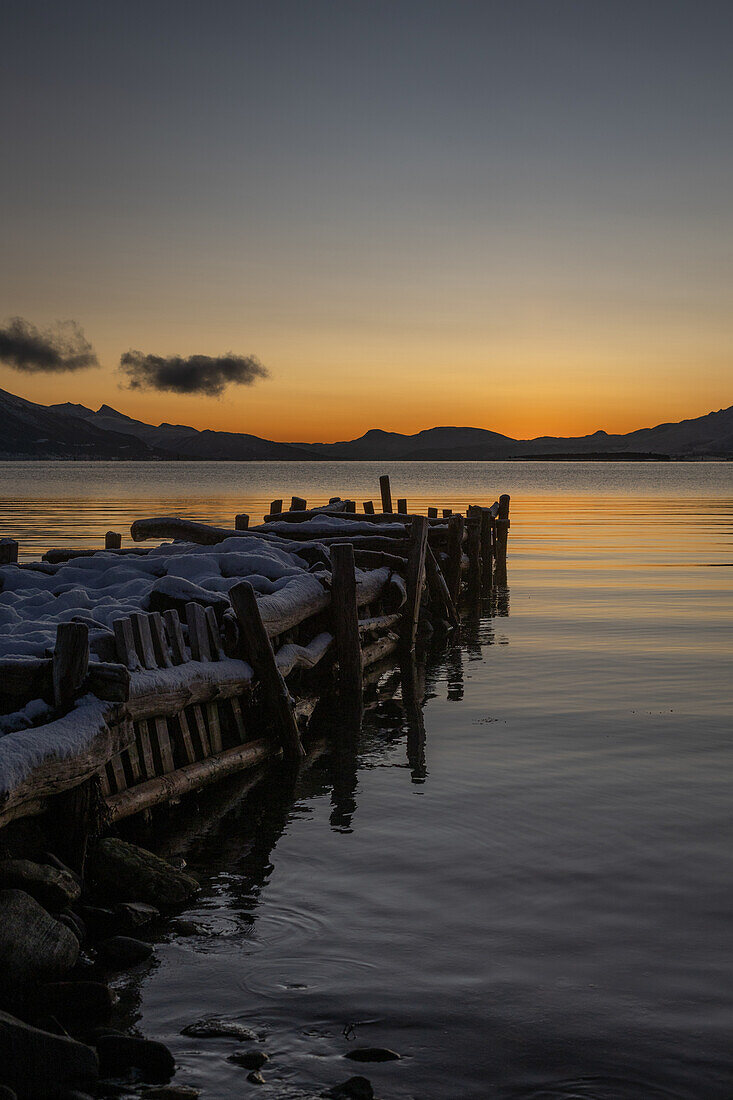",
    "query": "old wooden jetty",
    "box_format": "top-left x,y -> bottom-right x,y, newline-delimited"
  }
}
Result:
0,478 -> 510,864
